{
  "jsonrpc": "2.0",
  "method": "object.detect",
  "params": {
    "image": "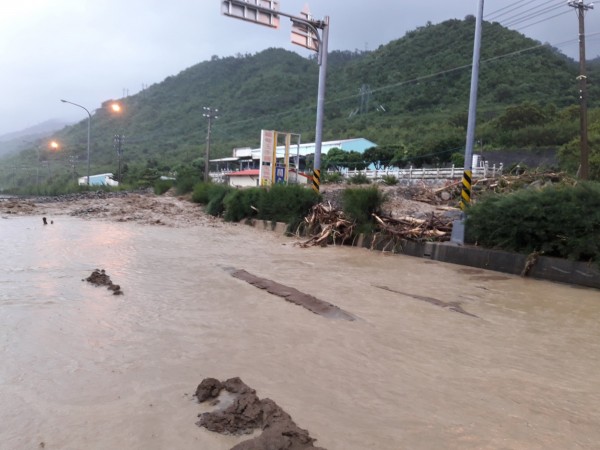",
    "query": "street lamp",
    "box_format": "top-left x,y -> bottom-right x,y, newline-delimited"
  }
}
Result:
60,99 -> 91,186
